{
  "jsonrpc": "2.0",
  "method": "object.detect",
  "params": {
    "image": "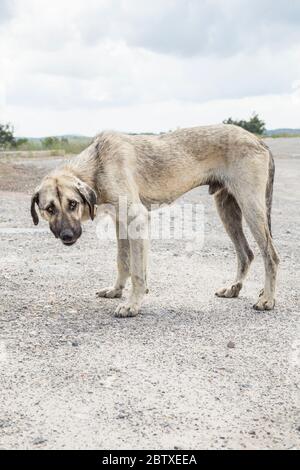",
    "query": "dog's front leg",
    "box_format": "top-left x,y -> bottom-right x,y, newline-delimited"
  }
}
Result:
115,205 -> 149,318
97,221 -> 130,299
114,238 -> 148,317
